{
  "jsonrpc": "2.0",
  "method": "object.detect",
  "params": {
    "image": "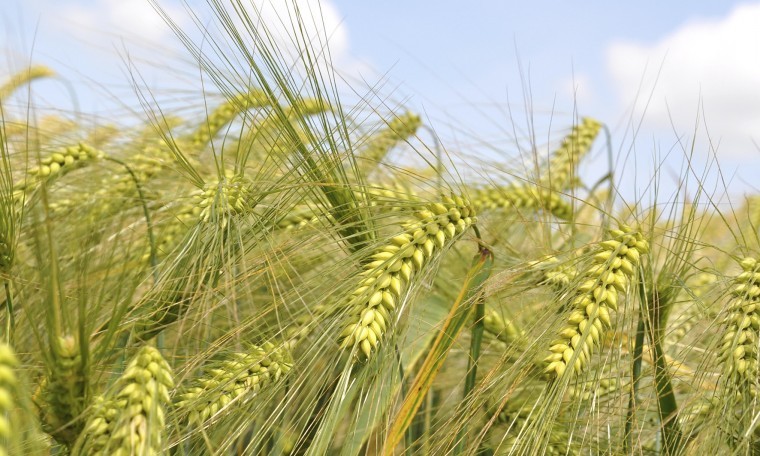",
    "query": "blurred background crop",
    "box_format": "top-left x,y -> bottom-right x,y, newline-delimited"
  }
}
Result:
3,0 -> 760,201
